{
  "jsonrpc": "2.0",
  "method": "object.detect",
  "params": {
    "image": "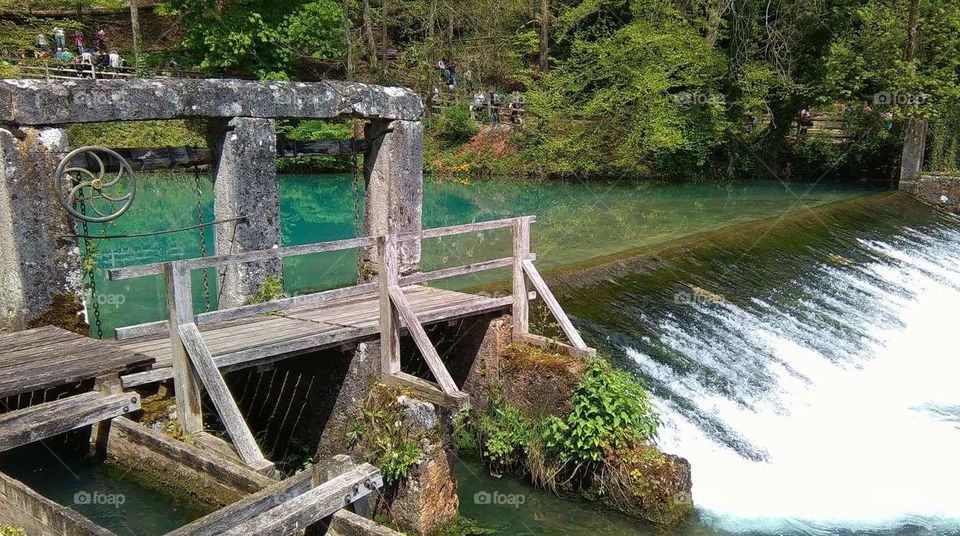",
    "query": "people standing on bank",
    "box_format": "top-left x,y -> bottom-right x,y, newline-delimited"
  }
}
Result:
489,90 -> 501,123
36,33 -> 47,55
464,68 -> 474,92
448,62 -> 457,89
74,31 -> 86,54
96,28 -> 107,52
53,27 -> 65,49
